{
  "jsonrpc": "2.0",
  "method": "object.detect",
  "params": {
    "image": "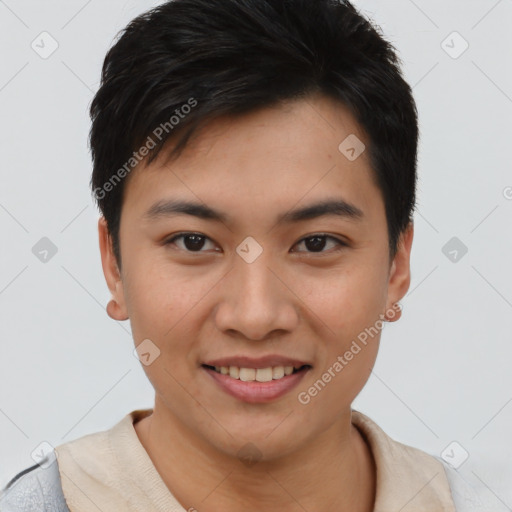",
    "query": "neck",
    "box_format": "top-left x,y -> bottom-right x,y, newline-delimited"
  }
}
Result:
134,404 -> 376,512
